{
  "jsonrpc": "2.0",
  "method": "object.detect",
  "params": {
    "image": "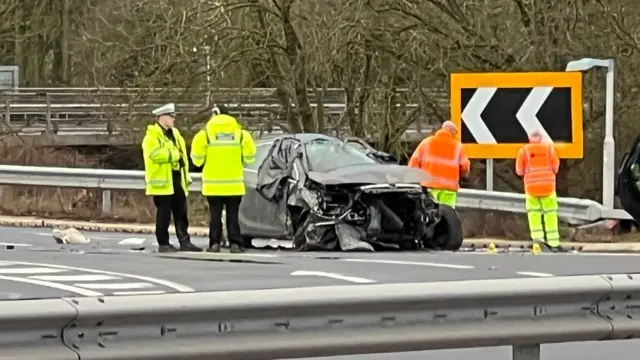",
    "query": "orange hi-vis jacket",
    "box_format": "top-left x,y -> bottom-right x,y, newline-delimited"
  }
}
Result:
515,142 -> 560,197
408,129 -> 470,191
